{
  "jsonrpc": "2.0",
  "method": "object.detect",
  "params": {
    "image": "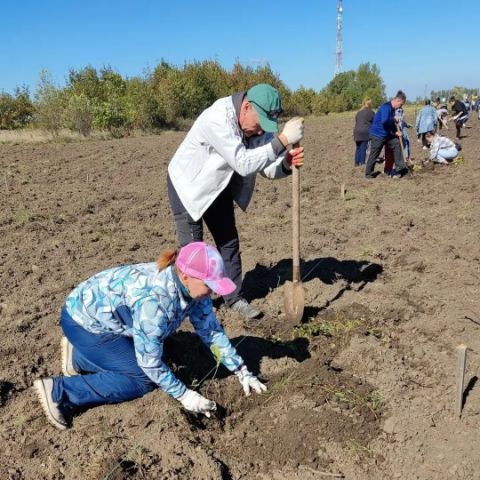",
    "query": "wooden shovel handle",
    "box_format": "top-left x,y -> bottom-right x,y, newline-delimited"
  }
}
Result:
396,123 -> 407,164
292,142 -> 301,283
